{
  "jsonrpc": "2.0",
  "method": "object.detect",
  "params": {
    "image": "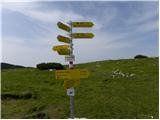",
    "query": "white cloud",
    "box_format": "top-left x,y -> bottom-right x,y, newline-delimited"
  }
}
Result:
2,2 -> 84,24
126,2 -> 158,25
2,36 -> 66,67
28,10 -> 84,23
135,19 -> 158,33
99,7 -> 117,26
2,2 -> 158,66
73,30 -> 134,63
2,0 -> 158,3
2,26 -> 133,66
